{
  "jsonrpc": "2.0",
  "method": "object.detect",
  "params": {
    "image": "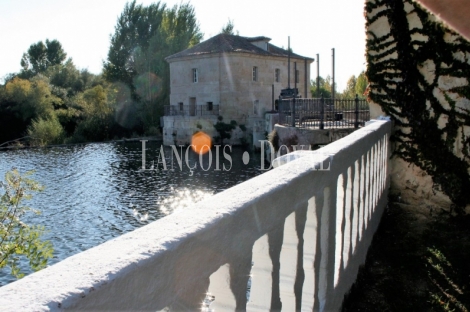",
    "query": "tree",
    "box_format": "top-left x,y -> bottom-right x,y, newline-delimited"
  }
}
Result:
0,169 -> 53,278
104,1 -> 203,132
310,75 -> 334,98
45,39 -> 67,67
103,0 -> 167,97
221,19 -> 236,35
48,59 -> 80,92
3,76 -> 59,136
21,39 -> 67,74
343,75 -> 357,99
355,71 -> 367,98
